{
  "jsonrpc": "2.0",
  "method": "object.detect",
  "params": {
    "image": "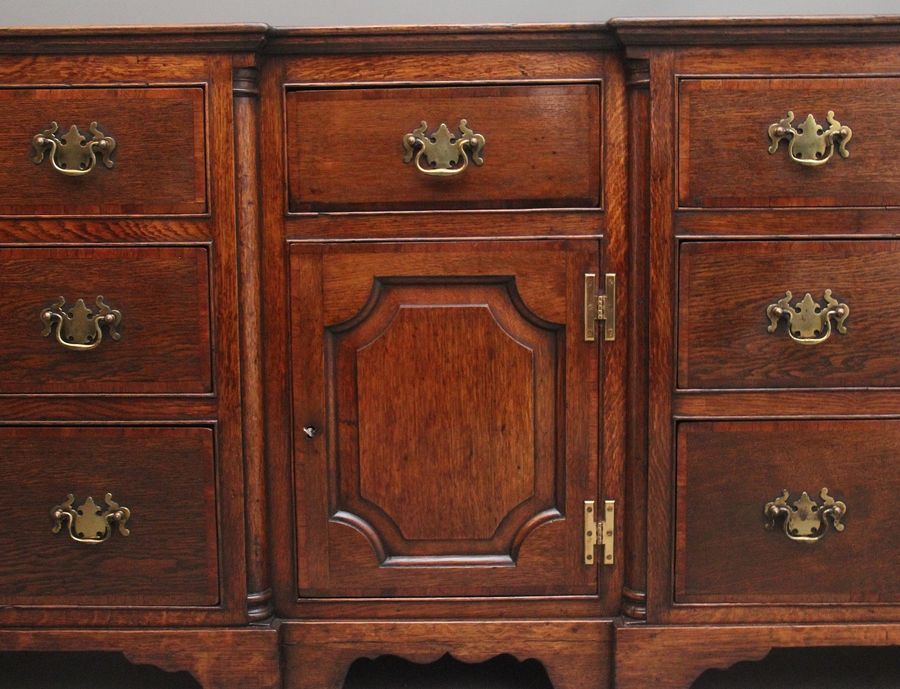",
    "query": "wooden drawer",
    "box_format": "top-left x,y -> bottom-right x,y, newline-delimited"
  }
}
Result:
678,240 -> 900,389
678,77 -> 900,208
0,246 -> 211,394
675,420 -> 900,605
286,84 -> 601,211
0,426 -> 219,609
0,87 -> 206,216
